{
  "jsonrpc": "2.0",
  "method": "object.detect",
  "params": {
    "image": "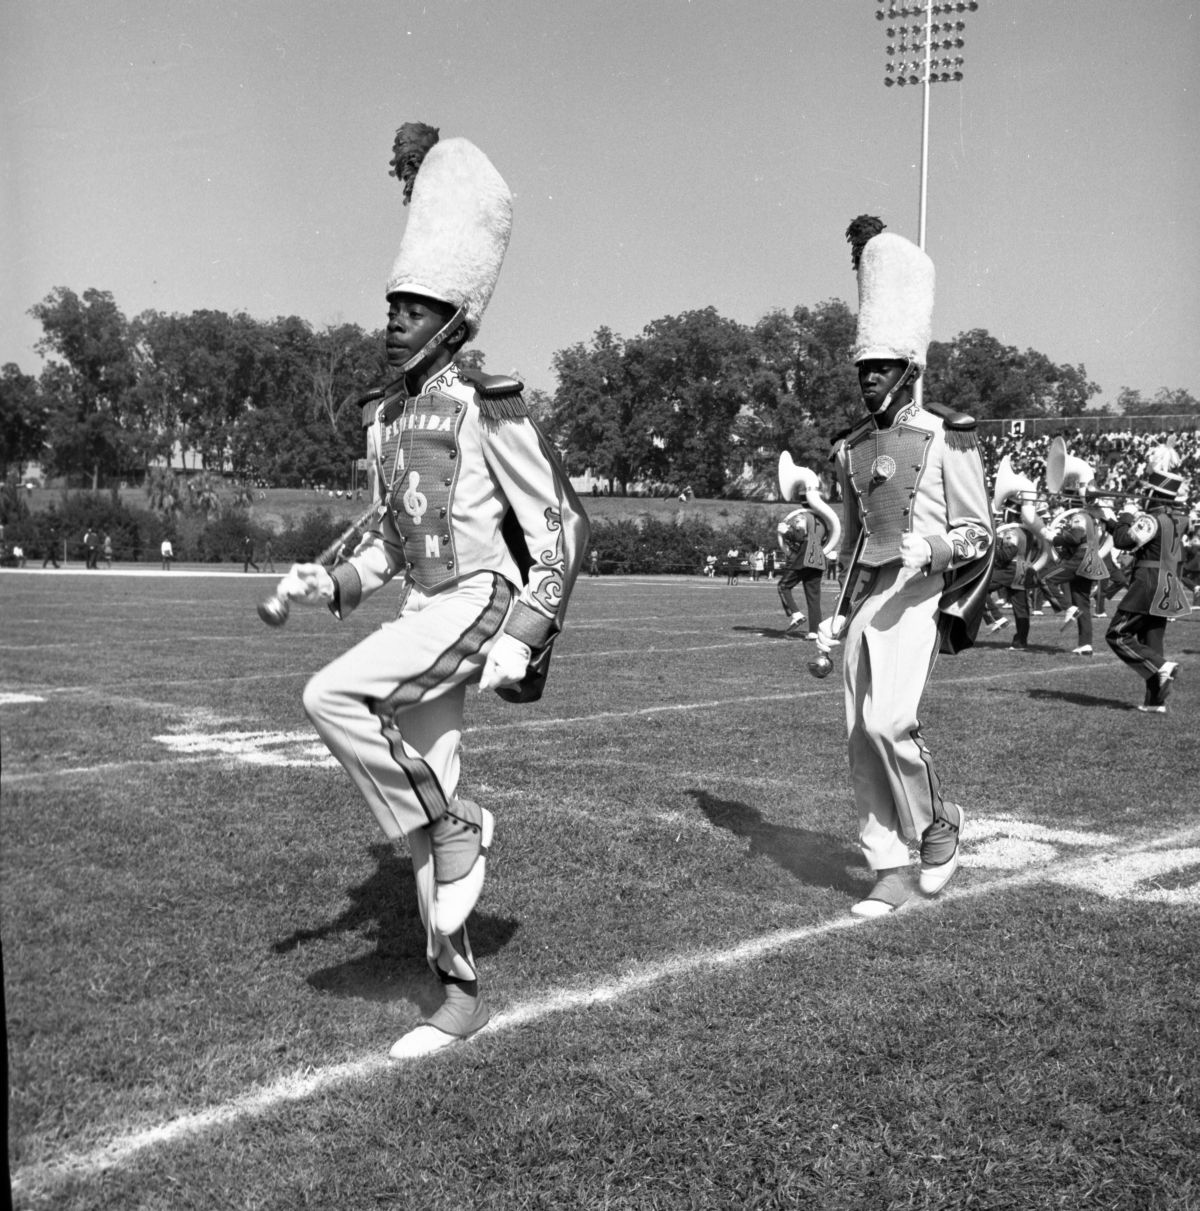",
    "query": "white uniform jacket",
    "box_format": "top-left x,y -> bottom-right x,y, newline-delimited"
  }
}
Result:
329,362 -> 590,698
835,401 -> 993,653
